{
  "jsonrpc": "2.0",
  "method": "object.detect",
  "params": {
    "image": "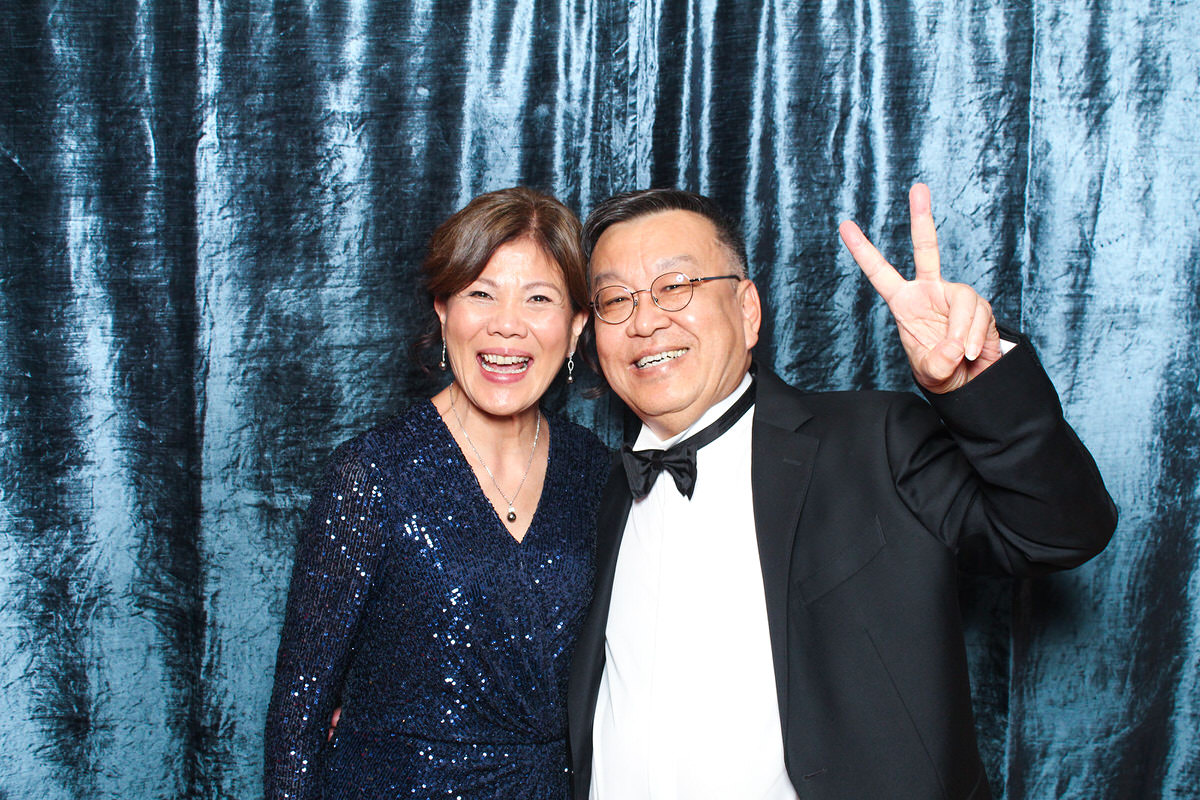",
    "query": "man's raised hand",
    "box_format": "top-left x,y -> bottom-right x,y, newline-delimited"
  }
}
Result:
838,183 -> 1002,394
